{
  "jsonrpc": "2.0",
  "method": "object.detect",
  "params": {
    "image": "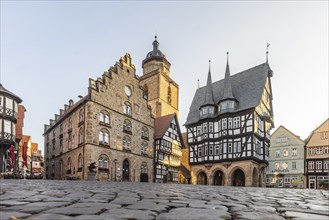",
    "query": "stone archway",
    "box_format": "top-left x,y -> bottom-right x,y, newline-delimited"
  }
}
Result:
197,171 -> 208,185
122,159 -> 130,181
232,169 -> 245,186
213,170 -> 225,186
252,167 -> 258,187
